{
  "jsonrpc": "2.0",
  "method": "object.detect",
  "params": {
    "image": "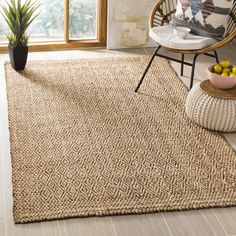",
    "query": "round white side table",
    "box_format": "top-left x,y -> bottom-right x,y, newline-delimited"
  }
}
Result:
185,80 -> 236,132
